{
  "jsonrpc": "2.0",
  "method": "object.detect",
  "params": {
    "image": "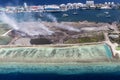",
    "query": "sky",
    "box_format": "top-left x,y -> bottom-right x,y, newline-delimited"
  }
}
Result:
0,0 -> 120,6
